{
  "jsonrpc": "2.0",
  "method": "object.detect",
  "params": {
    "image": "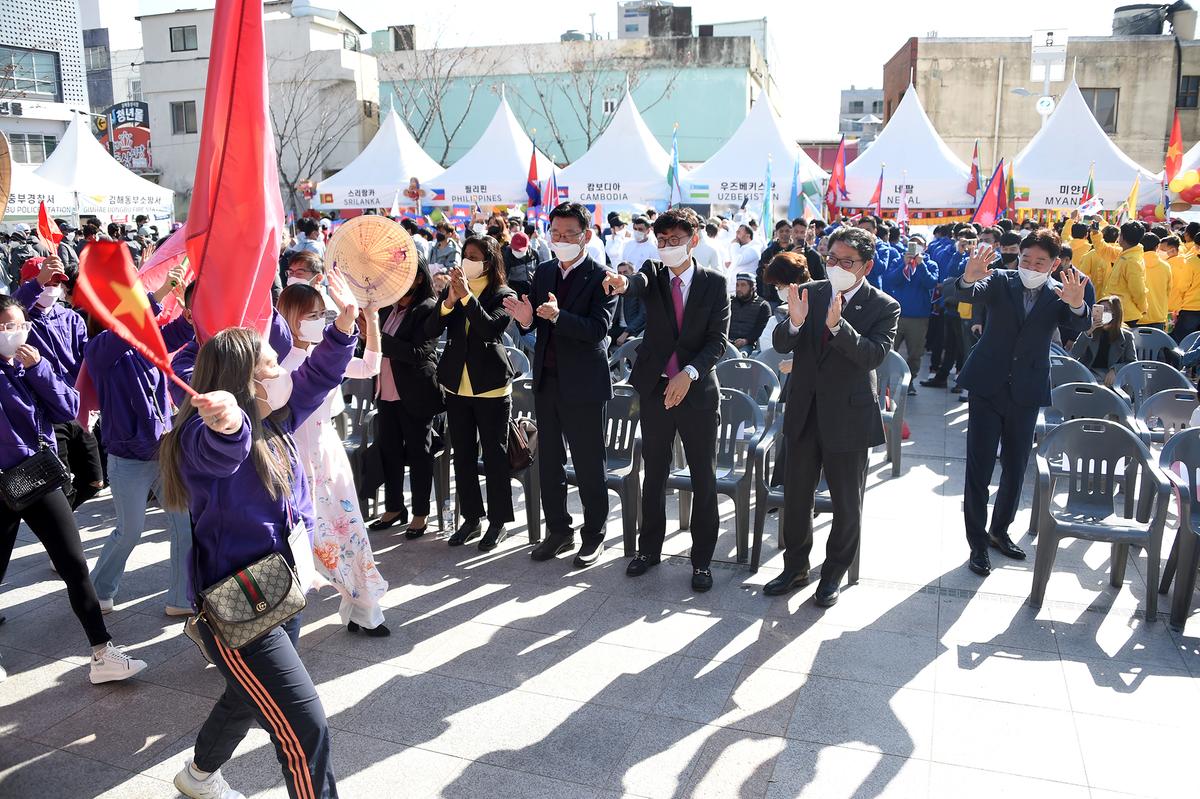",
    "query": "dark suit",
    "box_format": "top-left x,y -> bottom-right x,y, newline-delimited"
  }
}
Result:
941,270 -> 1090,550
623,259 -> 730,568
378,298 -> 444,517
524,255 -> 617,541
773,280 -> 900,578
